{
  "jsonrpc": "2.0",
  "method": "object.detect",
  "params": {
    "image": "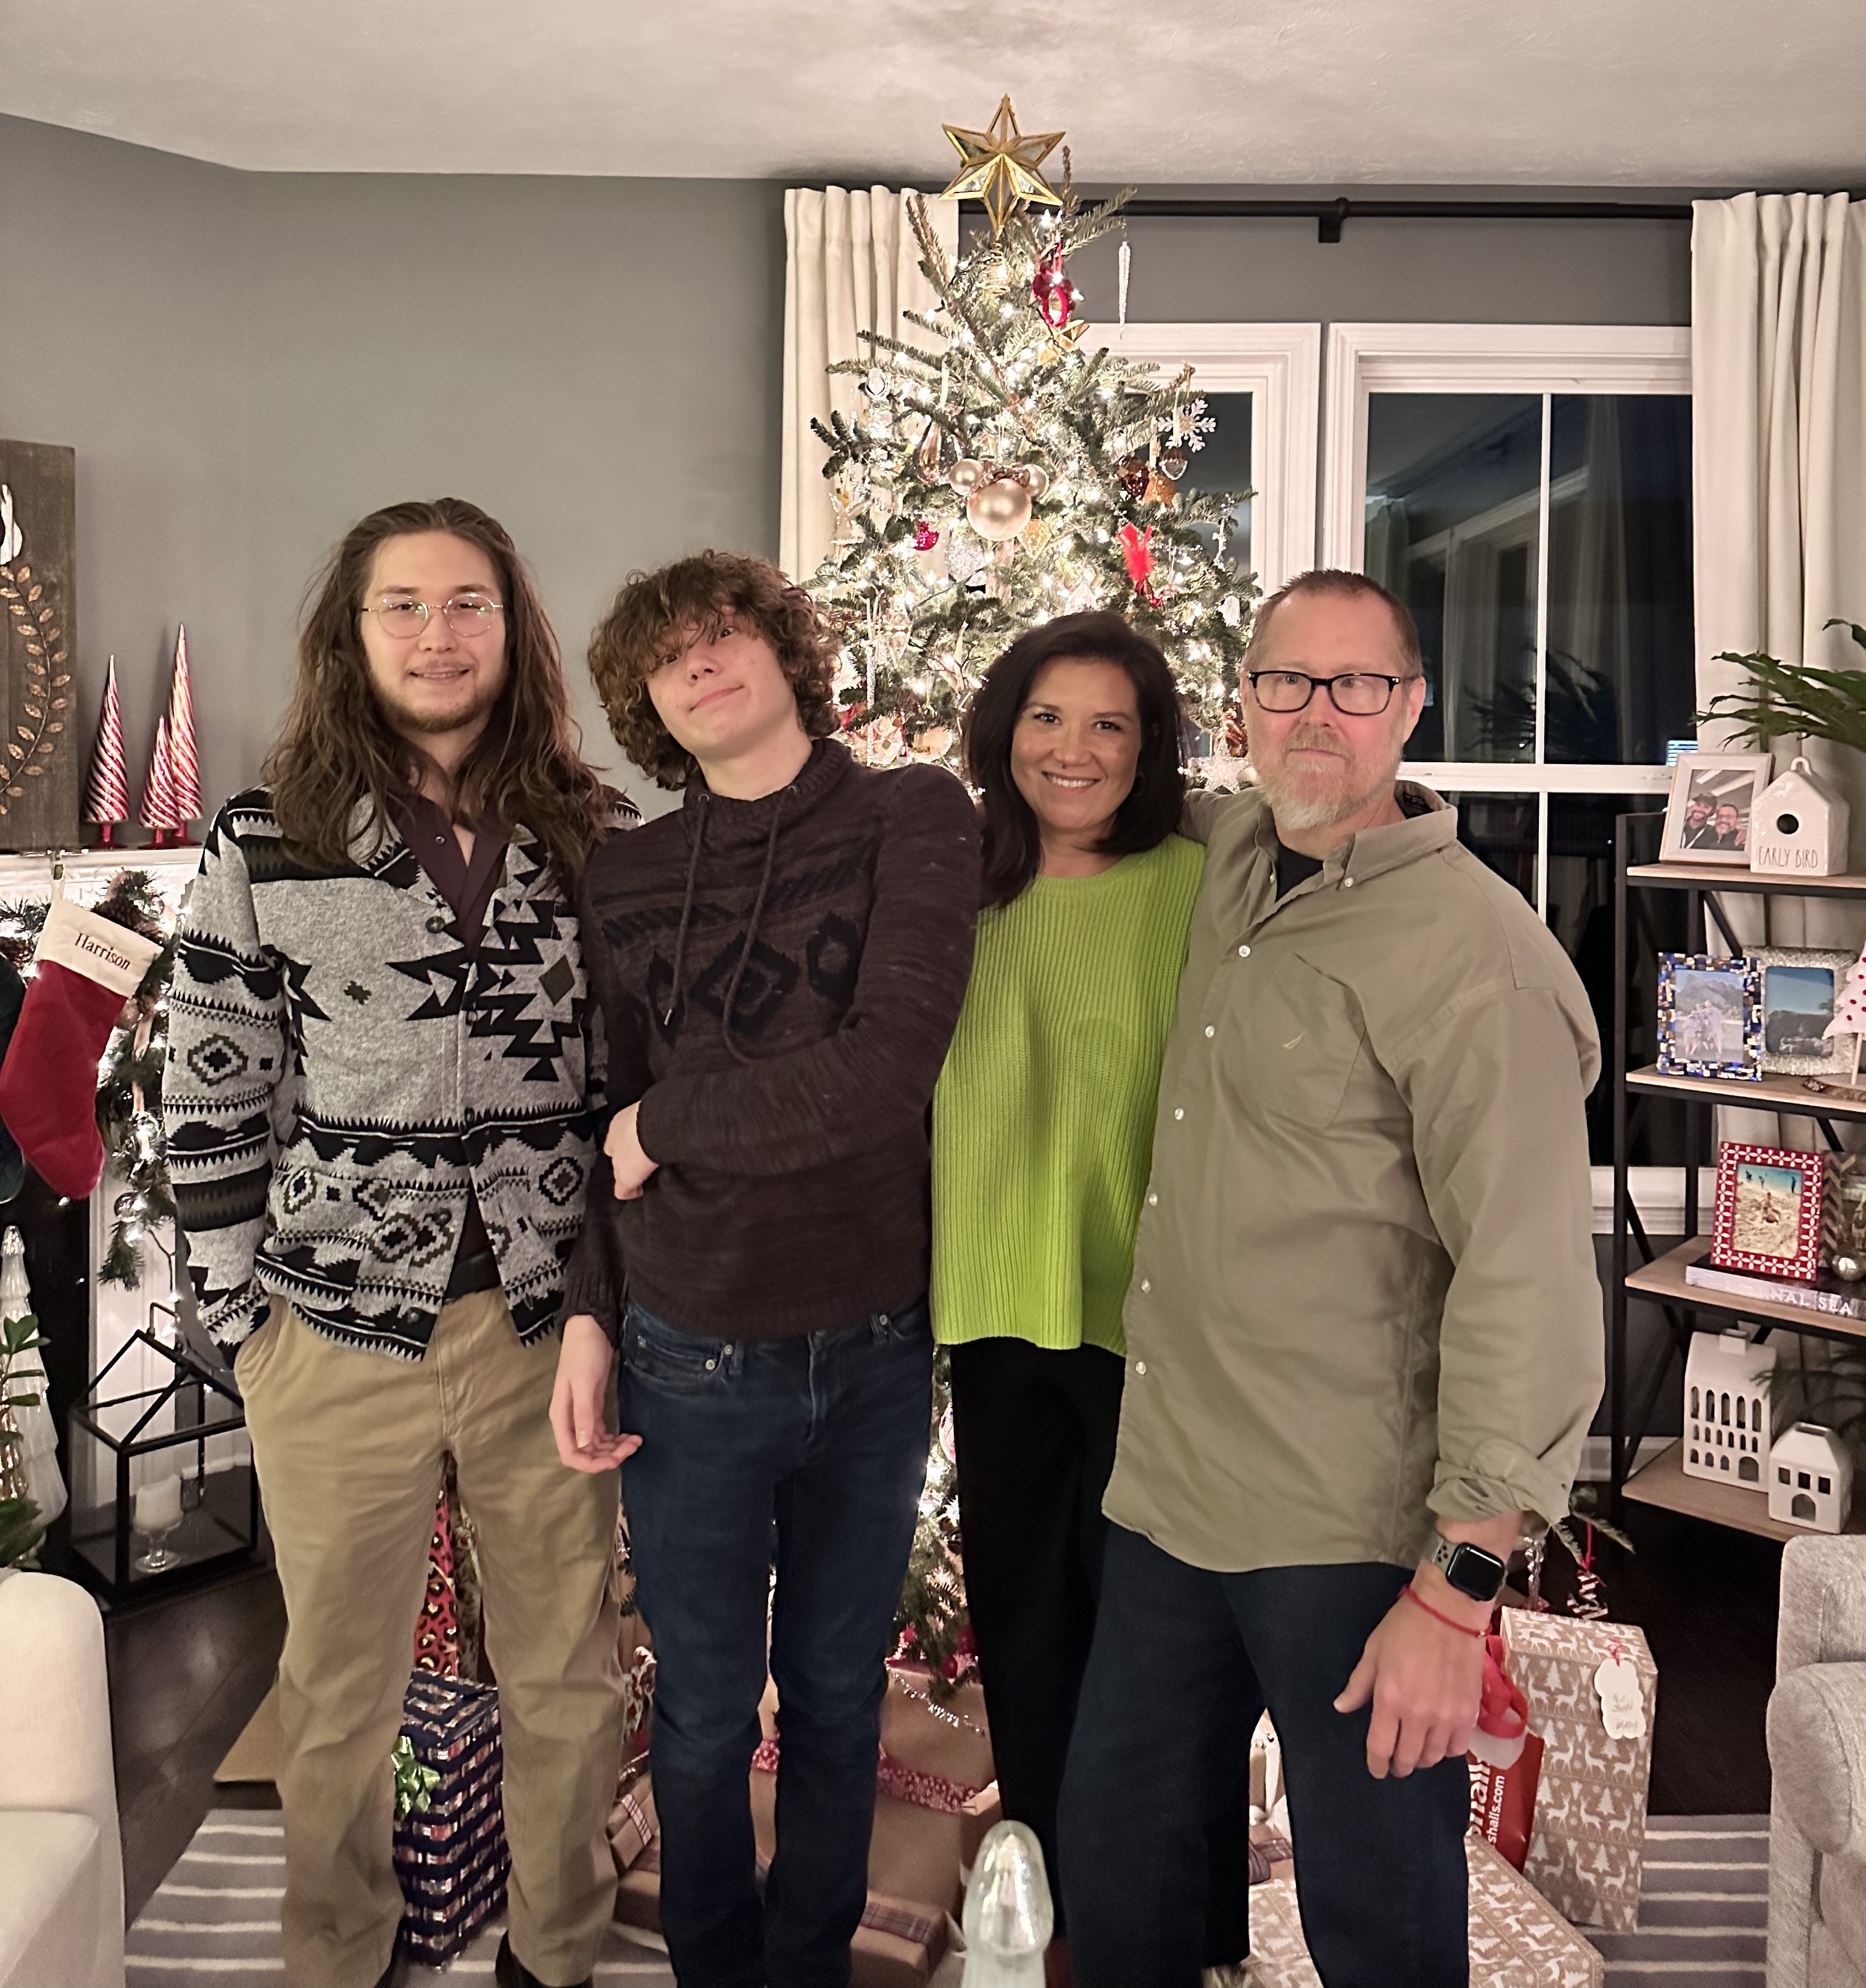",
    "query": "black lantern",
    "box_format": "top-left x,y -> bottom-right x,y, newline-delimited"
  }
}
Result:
64,1326 -> 260,1602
